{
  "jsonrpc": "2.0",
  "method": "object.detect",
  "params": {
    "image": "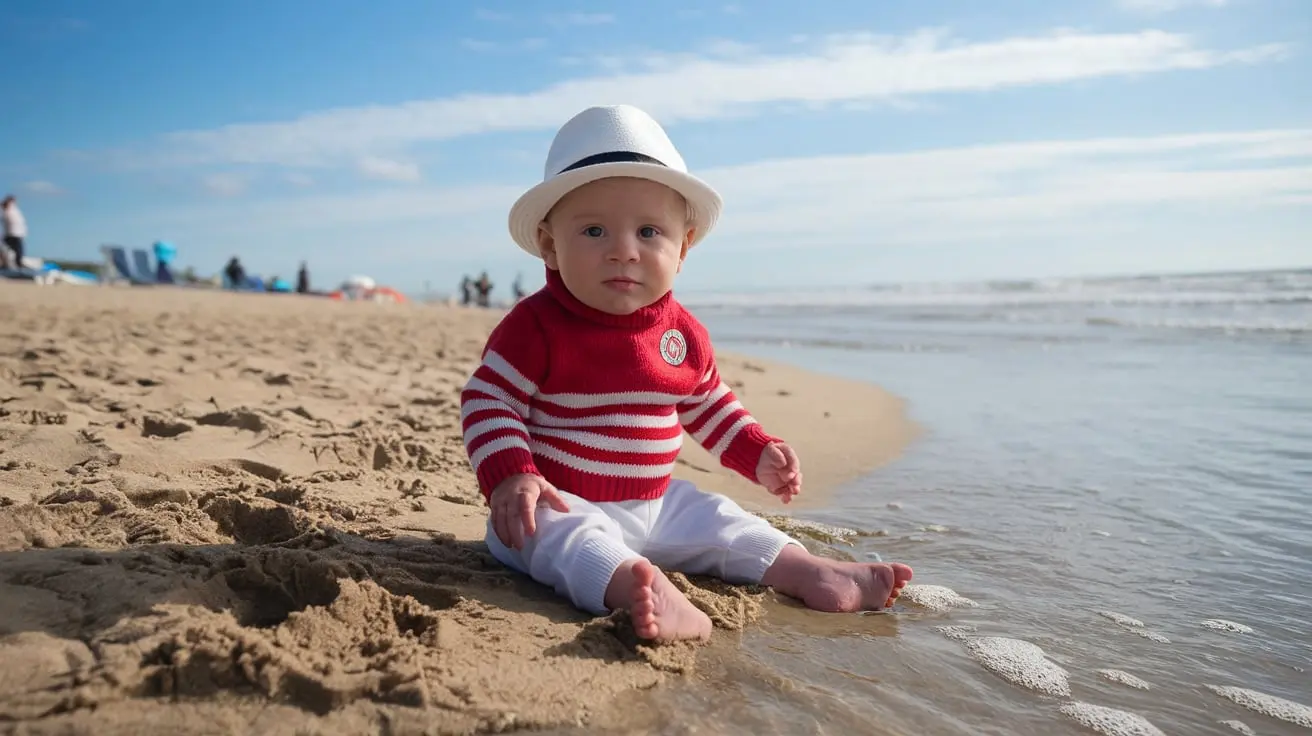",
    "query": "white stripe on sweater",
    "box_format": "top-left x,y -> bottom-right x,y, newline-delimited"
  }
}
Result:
470,434 -> 531,469
531,425 -> 683,454
531,407 -> 680,430
537,389 -> 689,409
691,399 -> 746,444
708,416 -> 758,458
463,416 -> 530,448
463,377 -> 529,416
530,440 -> 676,478
678,381 -> 730,424
461,398 -> 519,423
483,350 -> 539,396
